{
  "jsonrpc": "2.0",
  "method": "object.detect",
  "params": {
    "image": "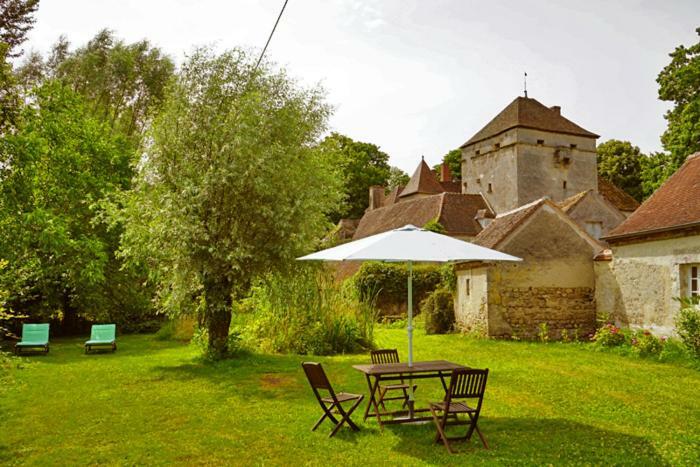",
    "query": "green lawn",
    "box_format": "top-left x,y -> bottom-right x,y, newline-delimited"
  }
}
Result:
1,329 -> 698,466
